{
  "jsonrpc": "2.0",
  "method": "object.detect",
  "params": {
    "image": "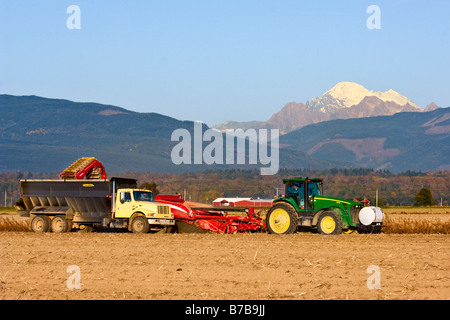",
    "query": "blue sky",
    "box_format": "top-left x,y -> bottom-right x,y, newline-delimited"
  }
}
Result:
1,0 -> 449,126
